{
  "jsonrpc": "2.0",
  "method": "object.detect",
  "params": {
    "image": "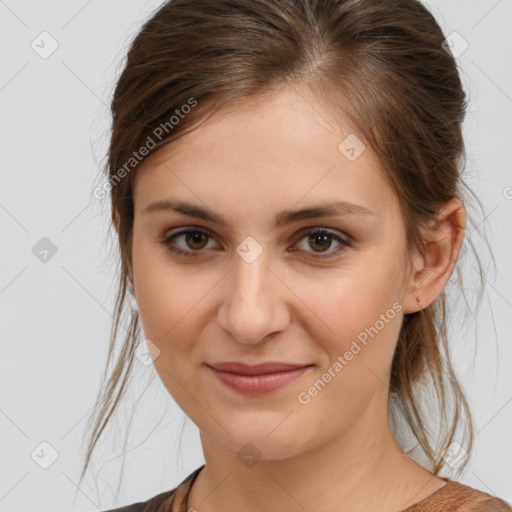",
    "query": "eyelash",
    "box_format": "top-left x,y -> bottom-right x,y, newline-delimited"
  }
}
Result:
160,226 -> 352,260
